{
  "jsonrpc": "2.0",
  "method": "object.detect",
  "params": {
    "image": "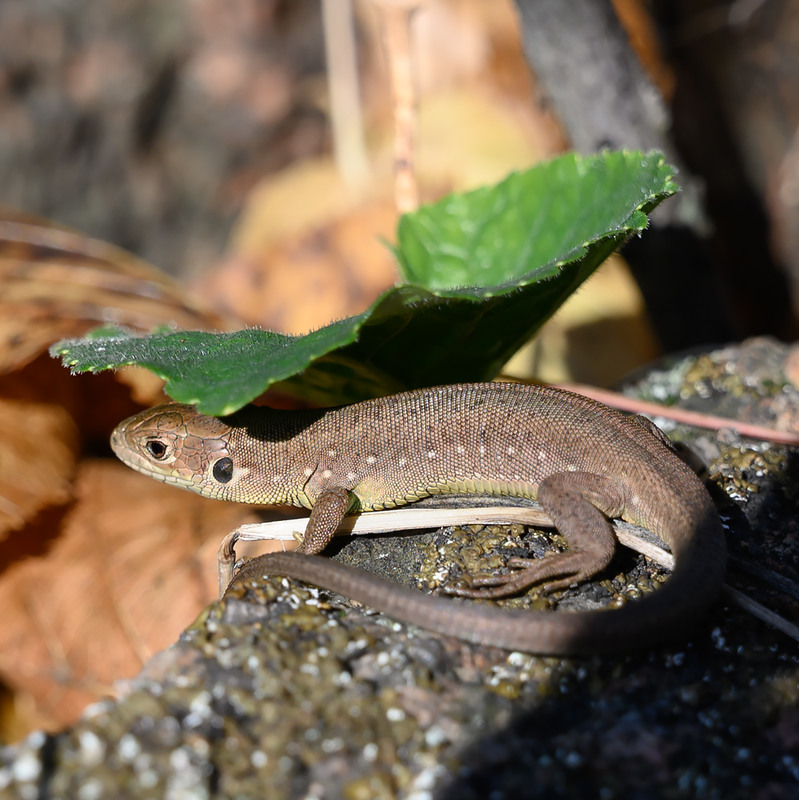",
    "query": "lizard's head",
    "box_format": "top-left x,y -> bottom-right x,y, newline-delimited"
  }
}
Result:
111,403 -> 239,498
